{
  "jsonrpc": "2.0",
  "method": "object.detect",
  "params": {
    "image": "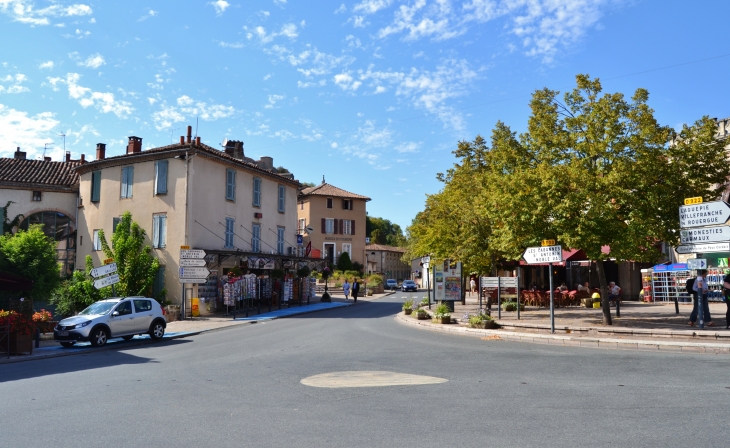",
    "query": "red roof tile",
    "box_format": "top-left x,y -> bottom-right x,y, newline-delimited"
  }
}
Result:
300,182 -> 371,201
0,158 -> 80,190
